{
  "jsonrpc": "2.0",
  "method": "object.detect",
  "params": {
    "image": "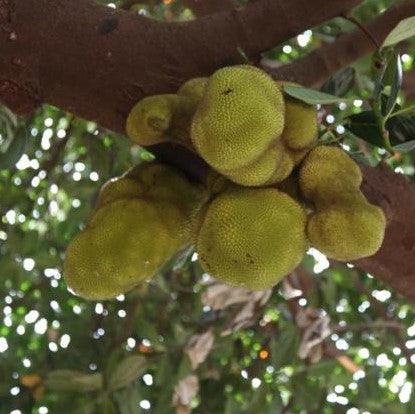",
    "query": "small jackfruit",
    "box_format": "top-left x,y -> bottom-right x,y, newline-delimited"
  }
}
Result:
178,78 -> 209,107
126,94 -> 195,148
306,204 -> 386,261
126,78 -> 208,150
299,146 -> 386,261
276,81 -> 318,152
195,188 -> 307,290
191,65 -> 285,172
64,162 -> 207,300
